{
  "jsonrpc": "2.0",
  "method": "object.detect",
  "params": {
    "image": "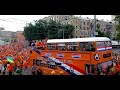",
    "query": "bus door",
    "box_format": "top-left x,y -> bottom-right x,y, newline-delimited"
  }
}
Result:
85,64 -> 97,75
